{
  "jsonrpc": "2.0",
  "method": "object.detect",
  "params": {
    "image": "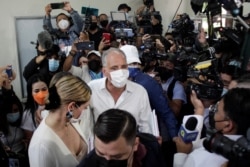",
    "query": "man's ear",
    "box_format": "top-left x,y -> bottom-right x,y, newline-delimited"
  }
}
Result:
132,137 -> 140,152
222,119 -> 234,134
102,67 -> 108,77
